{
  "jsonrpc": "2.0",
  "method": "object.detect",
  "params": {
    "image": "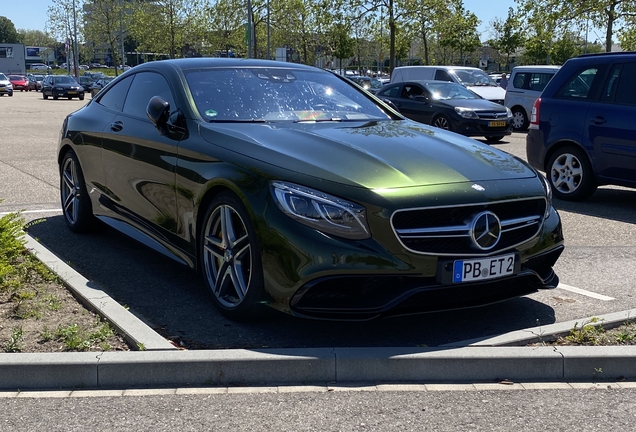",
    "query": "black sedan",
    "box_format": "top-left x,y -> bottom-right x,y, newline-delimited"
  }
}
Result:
57,58 -> 563,321
41,75 -> 85,100
376,80 -> 513,142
